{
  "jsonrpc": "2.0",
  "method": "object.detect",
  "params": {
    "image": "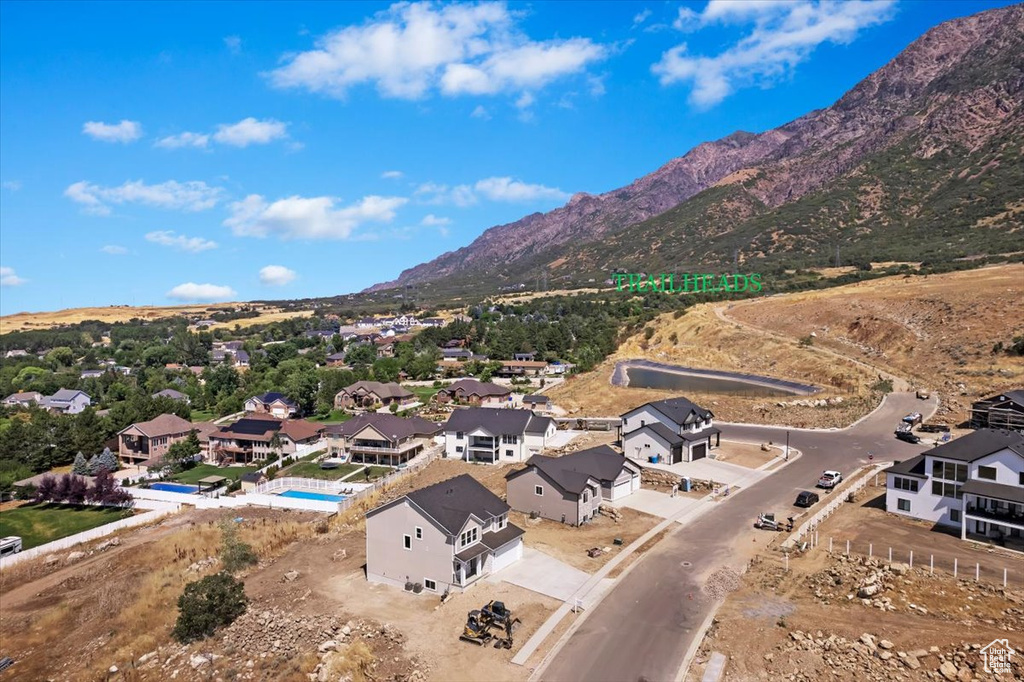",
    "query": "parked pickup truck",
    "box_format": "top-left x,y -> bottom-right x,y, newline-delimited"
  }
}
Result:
817,470 -> 842,489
